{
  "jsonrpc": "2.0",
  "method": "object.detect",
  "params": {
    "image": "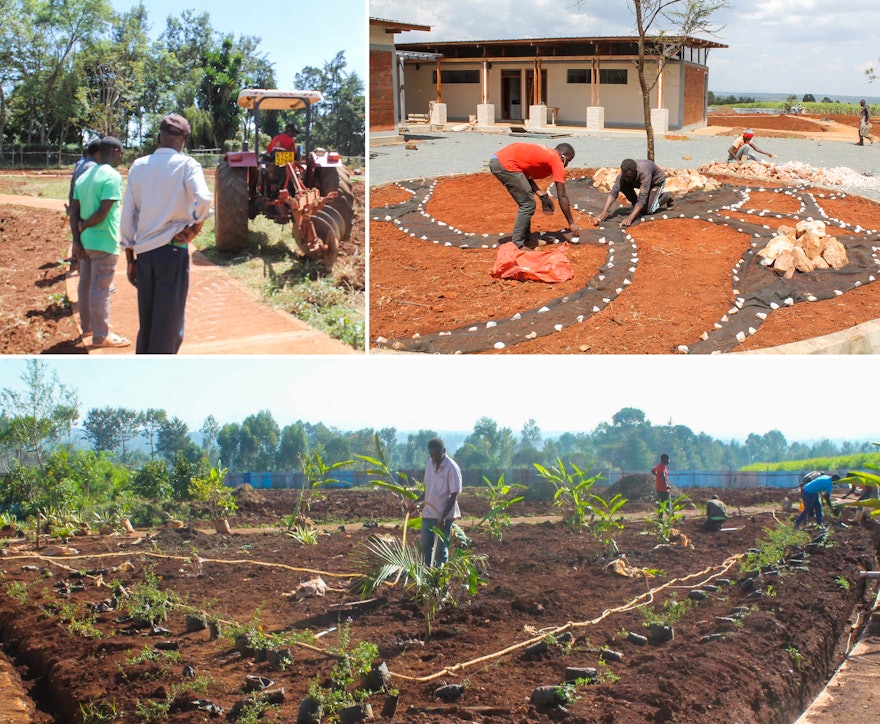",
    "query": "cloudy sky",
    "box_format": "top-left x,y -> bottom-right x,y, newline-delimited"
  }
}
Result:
370,0 -> 879,99
109,0 -> 366,85
1,356 -> 877,444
